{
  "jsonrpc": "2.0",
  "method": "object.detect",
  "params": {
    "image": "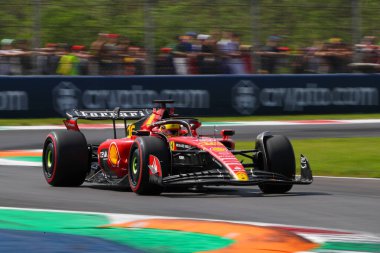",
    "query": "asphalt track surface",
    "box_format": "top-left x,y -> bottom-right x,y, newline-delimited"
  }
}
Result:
0,122 -> 379,234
